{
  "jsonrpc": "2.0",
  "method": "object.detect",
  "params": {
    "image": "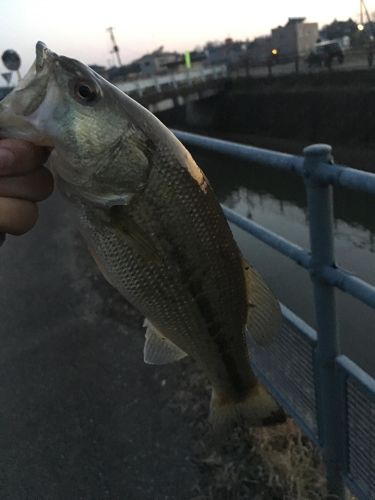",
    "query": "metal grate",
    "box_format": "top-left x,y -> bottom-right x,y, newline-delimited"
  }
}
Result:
347,377 -> 375,499
249,314 -> 318,441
